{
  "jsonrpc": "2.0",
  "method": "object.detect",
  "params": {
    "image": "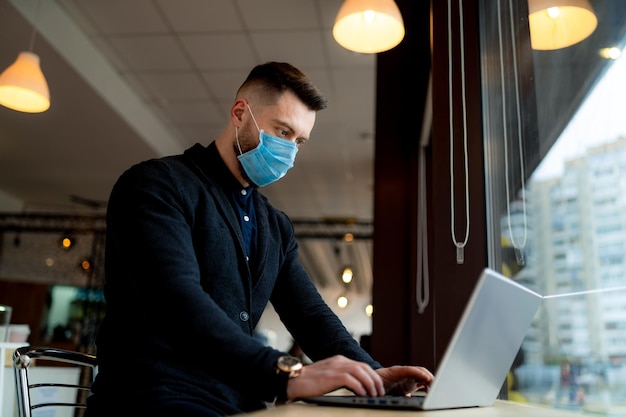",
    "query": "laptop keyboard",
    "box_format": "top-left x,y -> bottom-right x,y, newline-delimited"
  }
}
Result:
301,394 -> 426,410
